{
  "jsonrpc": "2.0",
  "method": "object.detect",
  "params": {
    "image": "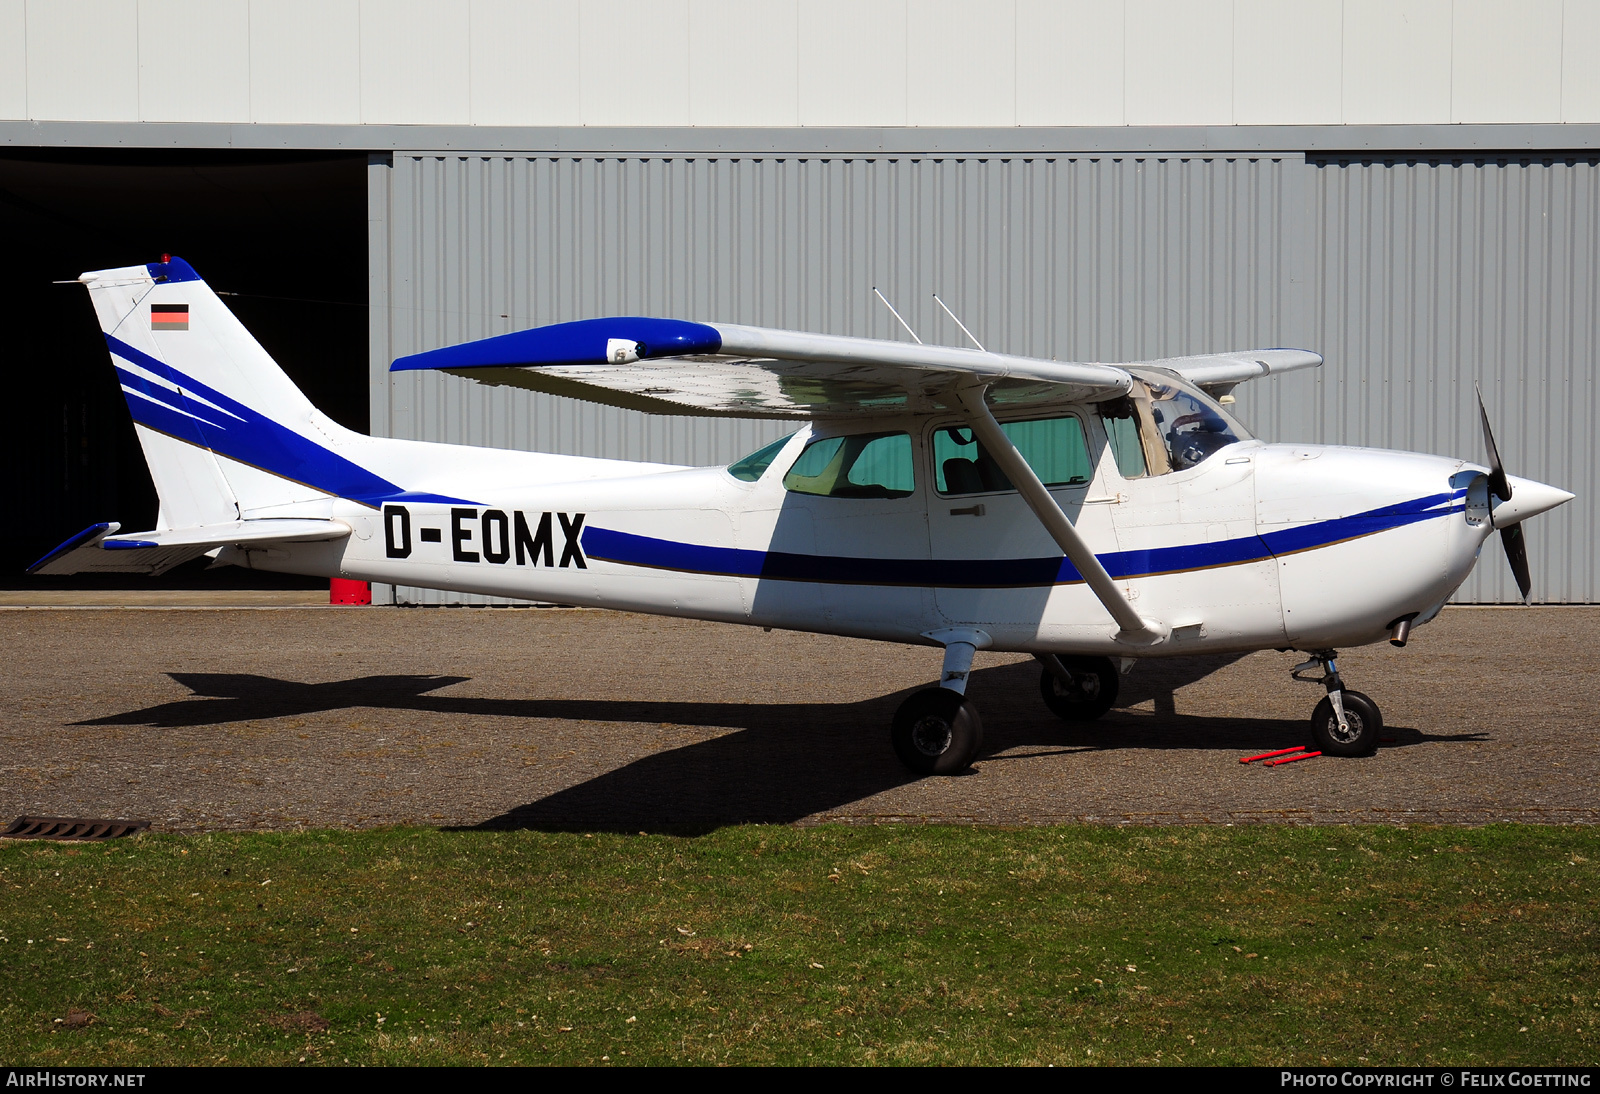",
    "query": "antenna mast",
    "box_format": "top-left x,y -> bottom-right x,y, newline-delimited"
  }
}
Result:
872,287 -> 923,344
932,293 -> 985,351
